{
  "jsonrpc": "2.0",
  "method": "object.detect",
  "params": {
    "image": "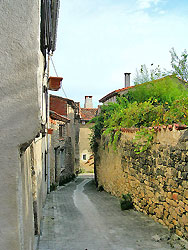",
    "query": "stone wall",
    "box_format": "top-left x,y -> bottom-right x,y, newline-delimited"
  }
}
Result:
96,127 -> 188,239
50,119 -> 65,185
67,104 -> 80,172
49,113 -> 80,186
